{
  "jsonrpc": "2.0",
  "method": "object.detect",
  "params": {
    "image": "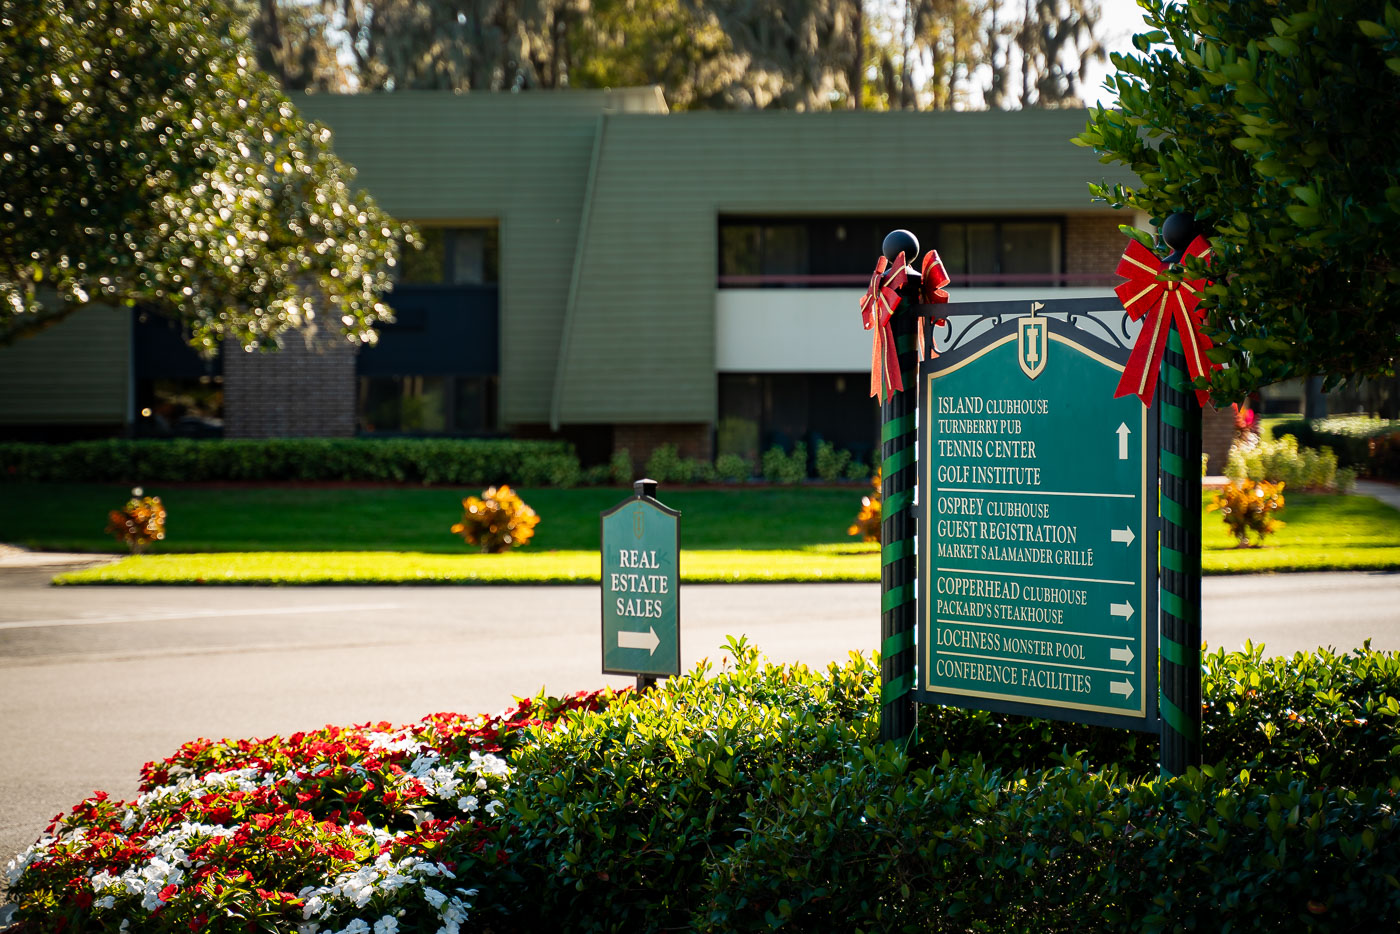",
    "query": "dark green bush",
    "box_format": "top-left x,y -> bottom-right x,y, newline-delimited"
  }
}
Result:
1274,416 -> 1399,475
476,638 -> 878,931
701,757 -> 1400,932
0,438 -> 582,486
461,641 -> 1400,932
